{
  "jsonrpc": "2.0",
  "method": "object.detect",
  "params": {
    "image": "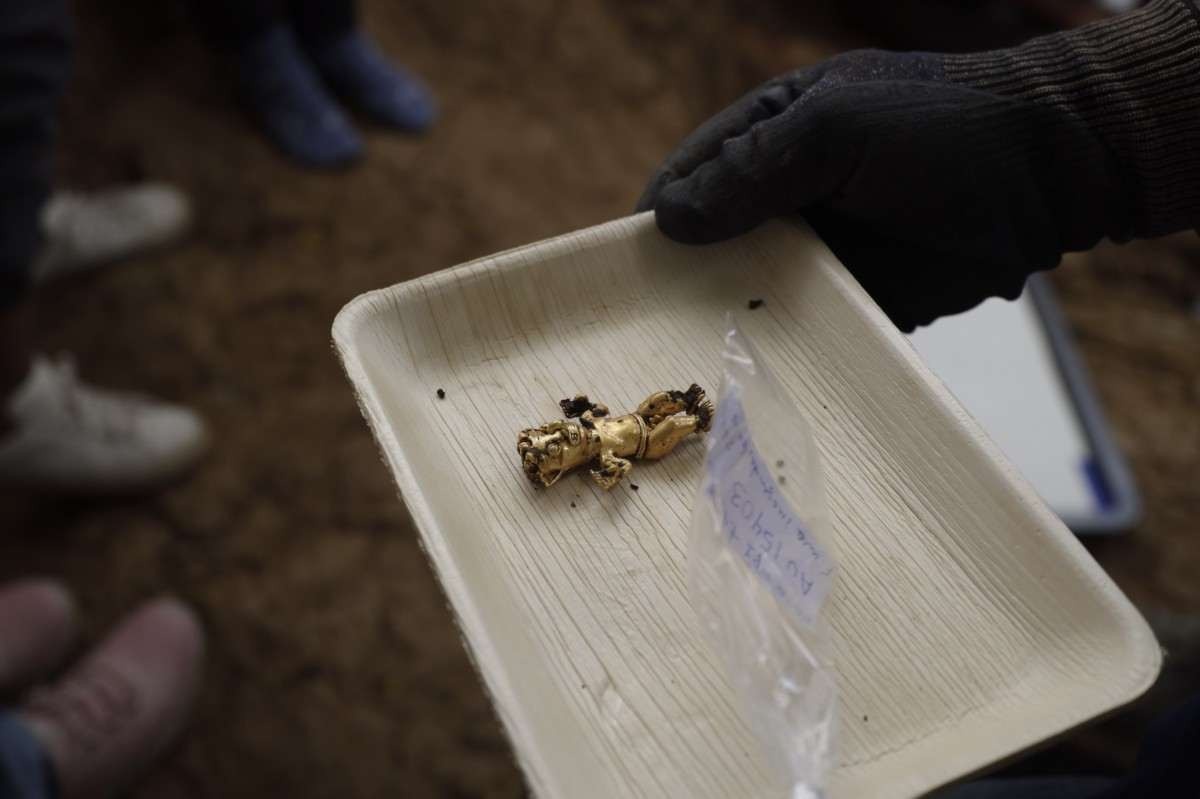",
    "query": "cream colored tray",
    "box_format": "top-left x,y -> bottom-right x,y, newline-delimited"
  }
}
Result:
333,214 -> 1160,798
